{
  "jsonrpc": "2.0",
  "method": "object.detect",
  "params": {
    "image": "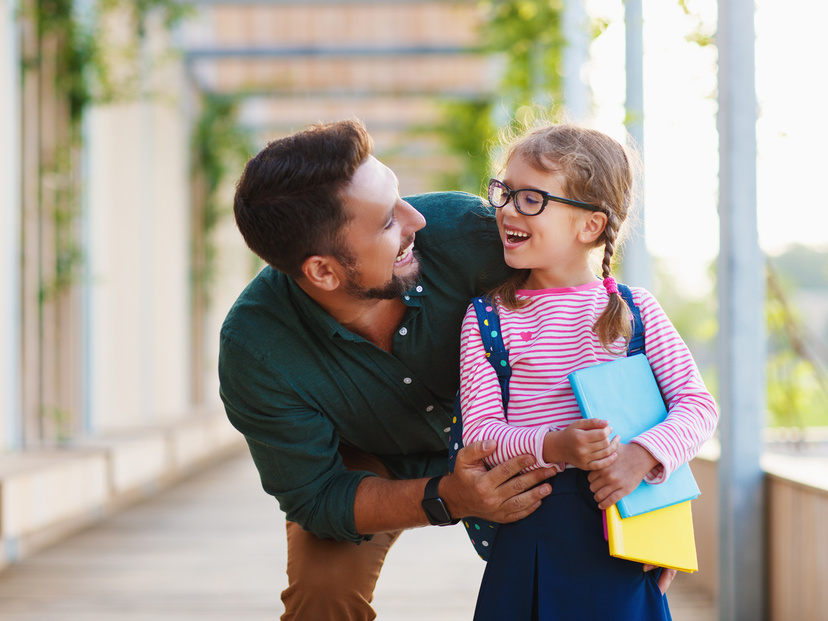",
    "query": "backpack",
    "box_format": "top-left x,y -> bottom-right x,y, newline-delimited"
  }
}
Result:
447,284 -> 643,561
